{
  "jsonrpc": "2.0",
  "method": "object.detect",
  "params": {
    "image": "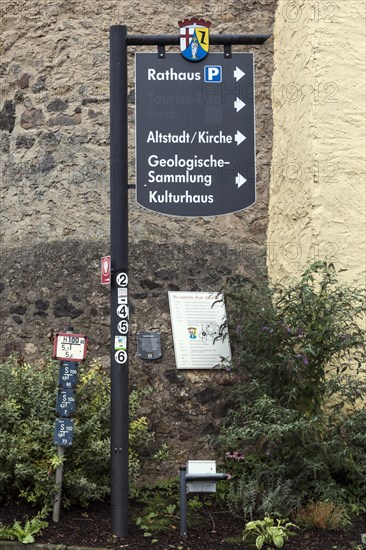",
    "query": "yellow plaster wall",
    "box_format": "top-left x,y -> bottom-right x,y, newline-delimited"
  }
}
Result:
268,0 -> 366,286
